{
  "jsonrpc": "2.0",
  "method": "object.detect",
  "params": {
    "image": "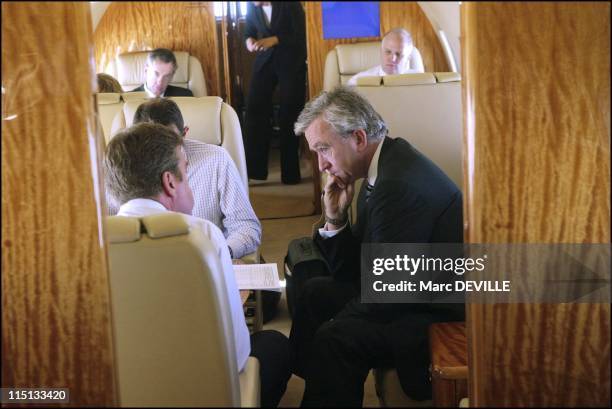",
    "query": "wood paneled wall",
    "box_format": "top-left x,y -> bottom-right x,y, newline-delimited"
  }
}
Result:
94,2 -> 220,97
304,2 -> 450,98
1,2 -> 116,406
462,2 -> 610,406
